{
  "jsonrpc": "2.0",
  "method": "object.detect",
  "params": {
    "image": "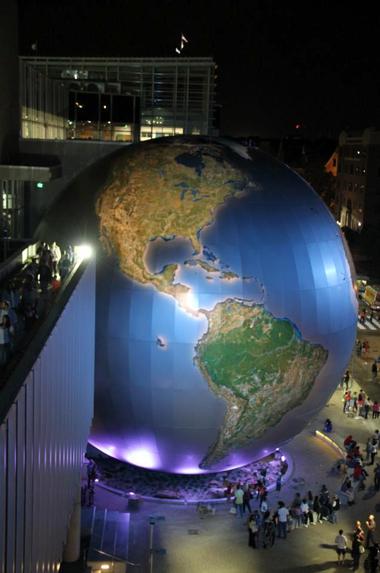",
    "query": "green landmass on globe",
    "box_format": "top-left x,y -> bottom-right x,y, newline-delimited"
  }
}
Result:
96,141 -> 248,313
96,140 -> 328,470
195,299 -> 328,468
